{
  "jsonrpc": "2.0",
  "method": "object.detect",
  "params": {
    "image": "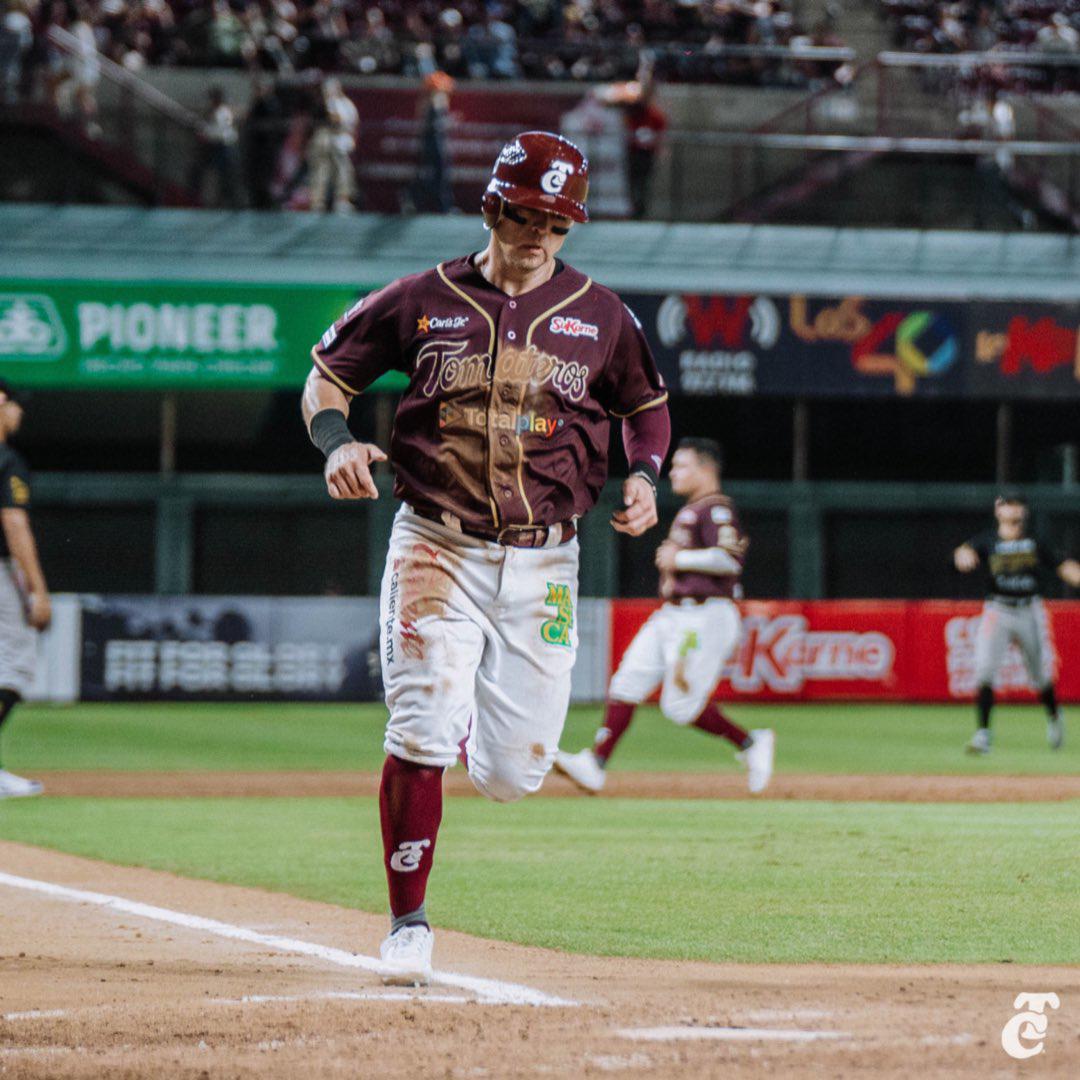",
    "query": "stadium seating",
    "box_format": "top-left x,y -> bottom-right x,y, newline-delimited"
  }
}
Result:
19,0 -> 840,87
